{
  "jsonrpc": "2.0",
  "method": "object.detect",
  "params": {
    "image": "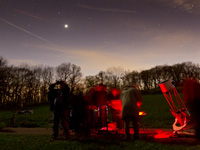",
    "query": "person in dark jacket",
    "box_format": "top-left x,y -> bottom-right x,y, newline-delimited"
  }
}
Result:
183,78 -> 200,140
48,81 -> 70,139
120,84 -> 142,140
